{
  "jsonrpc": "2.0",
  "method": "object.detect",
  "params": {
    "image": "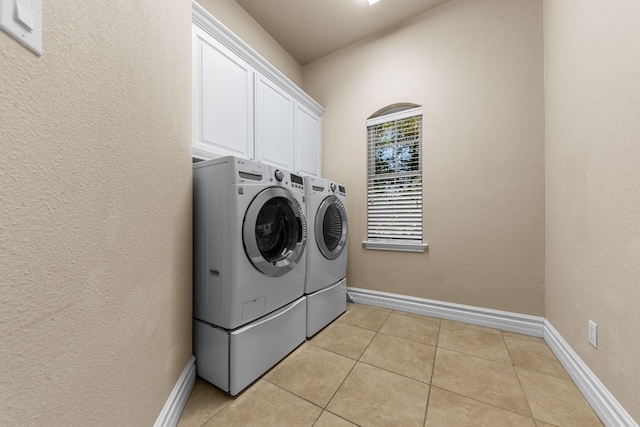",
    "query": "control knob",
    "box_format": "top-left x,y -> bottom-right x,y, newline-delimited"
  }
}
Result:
330,183 -> 337,192
274,170 -> 285,182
